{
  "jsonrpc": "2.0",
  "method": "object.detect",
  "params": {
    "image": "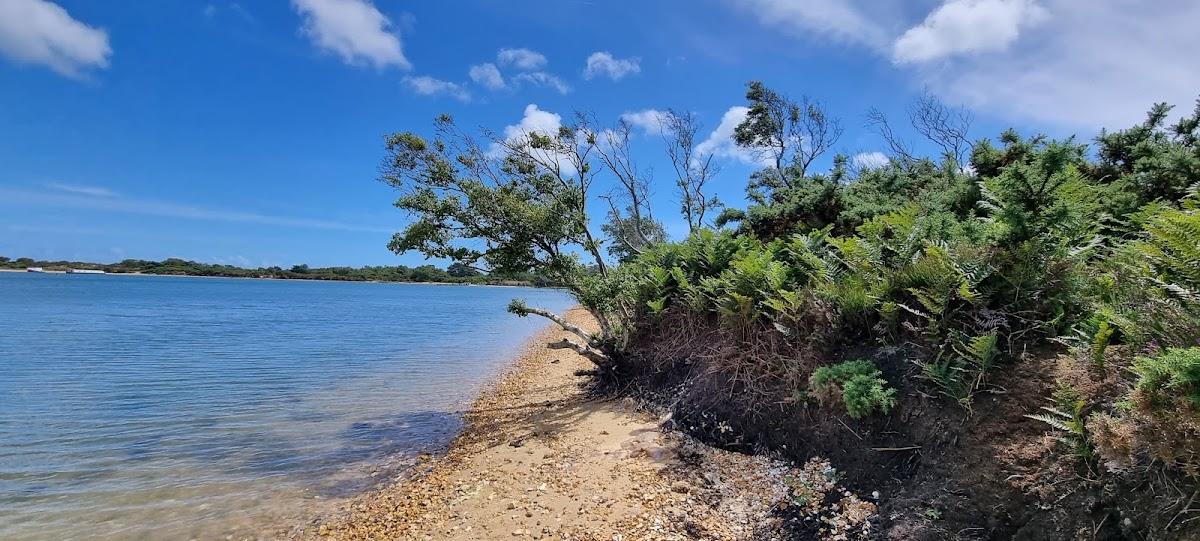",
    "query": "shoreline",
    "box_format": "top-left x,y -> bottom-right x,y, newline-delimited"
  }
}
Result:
0,268 -> 549,288
297,308 -> 879,540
